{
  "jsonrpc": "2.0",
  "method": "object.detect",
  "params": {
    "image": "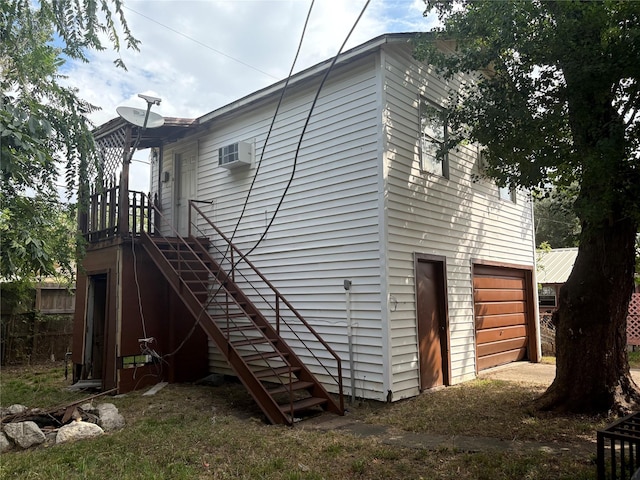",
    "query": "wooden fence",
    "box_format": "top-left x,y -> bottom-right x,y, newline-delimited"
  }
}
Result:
0,284 -> 75,364
540,293 -> 640,354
